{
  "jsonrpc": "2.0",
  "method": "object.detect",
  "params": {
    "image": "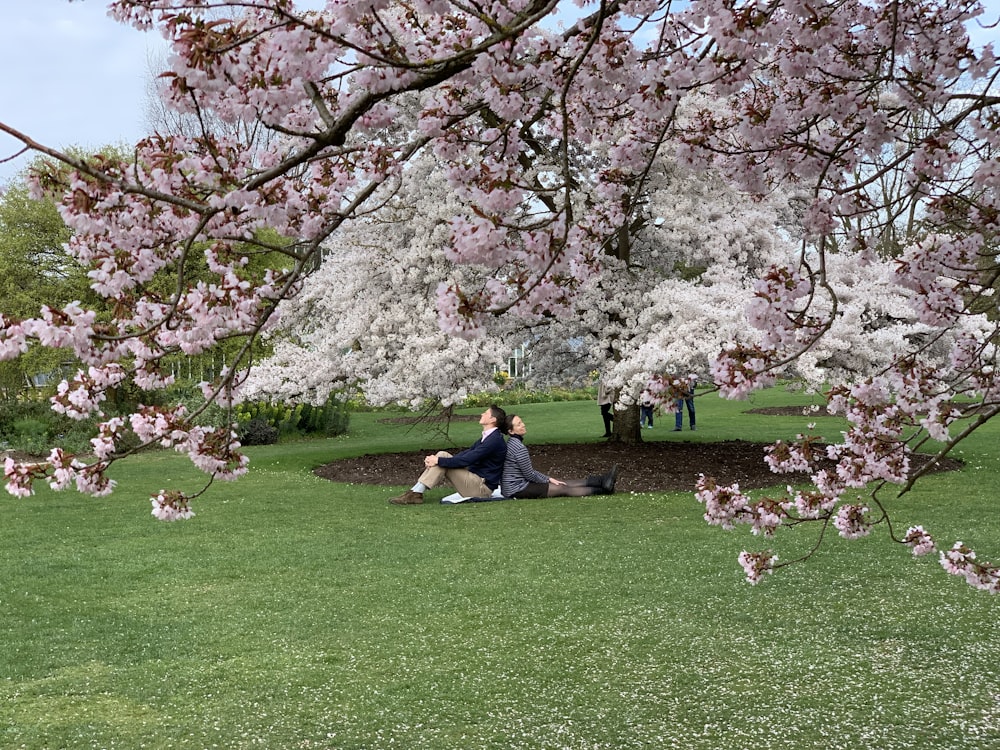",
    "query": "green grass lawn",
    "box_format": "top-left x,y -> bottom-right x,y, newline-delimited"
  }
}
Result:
2,388 -> 999,749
